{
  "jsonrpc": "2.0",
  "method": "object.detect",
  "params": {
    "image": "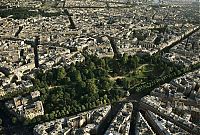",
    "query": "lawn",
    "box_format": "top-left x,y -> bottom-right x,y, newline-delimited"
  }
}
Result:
125,64 -> 164,85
